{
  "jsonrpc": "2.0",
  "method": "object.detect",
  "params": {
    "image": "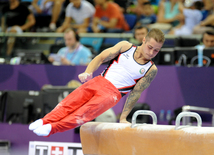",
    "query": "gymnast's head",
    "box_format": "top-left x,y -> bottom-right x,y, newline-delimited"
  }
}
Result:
140,28 -> 165,60
145,28 -> 165,44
